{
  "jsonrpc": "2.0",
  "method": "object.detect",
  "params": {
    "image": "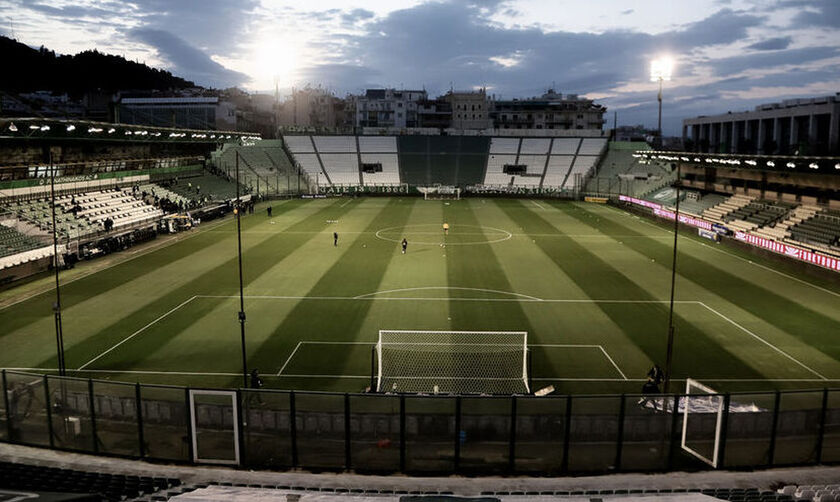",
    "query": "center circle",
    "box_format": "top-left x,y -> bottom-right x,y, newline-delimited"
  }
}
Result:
375,224 -> 513,246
